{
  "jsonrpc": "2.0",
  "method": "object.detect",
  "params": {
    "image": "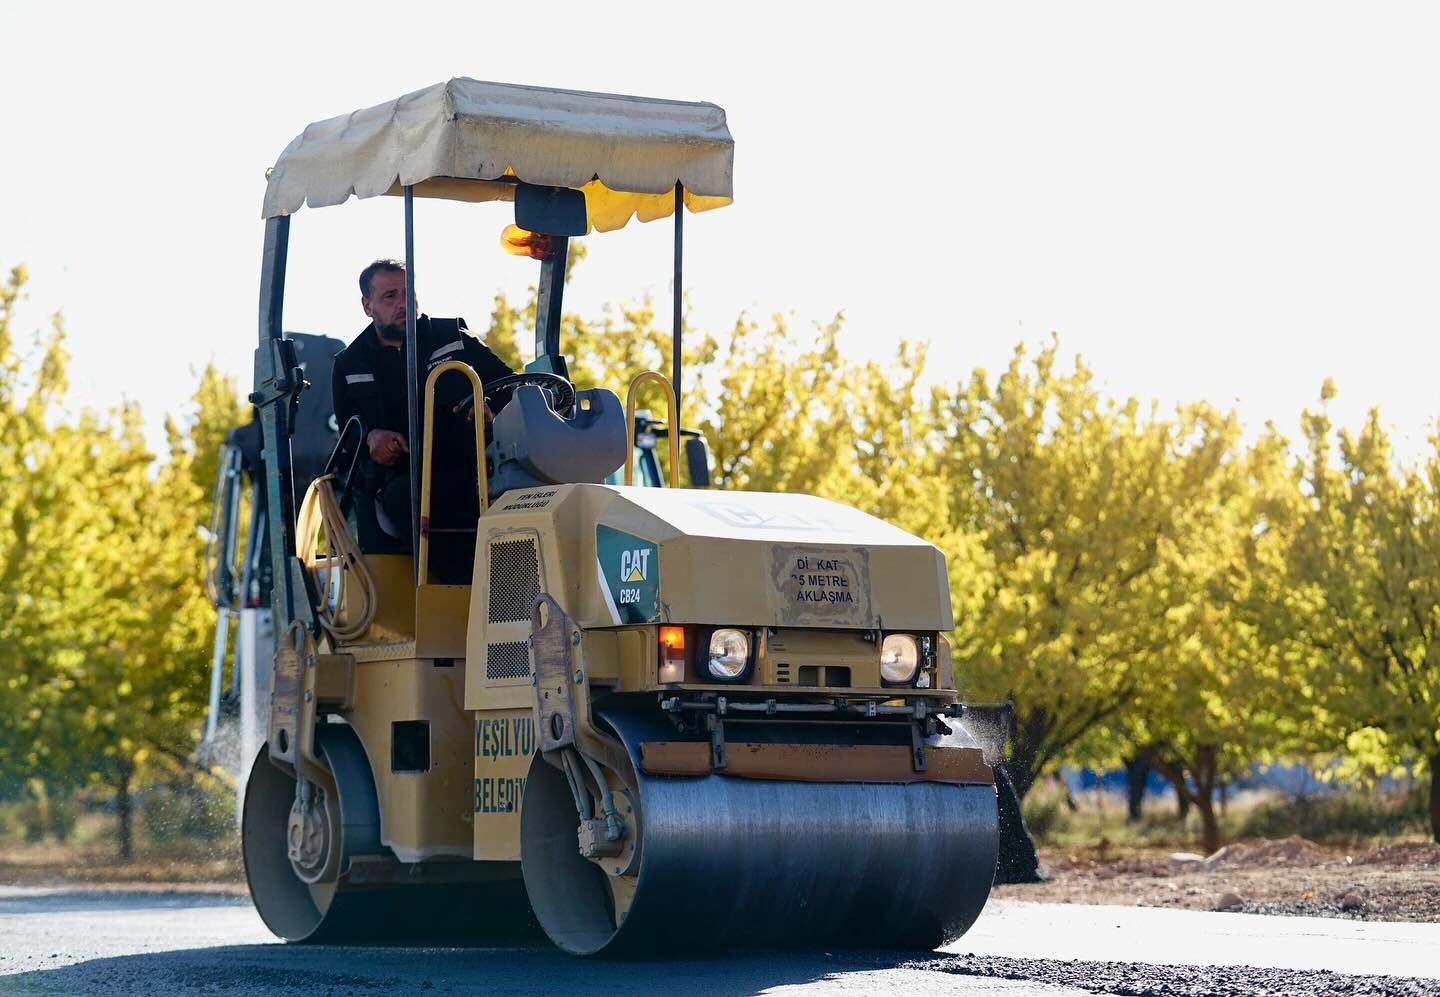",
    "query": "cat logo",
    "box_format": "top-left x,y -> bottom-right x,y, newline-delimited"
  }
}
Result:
620,548 -> 652,583
597,526 -> 659,624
